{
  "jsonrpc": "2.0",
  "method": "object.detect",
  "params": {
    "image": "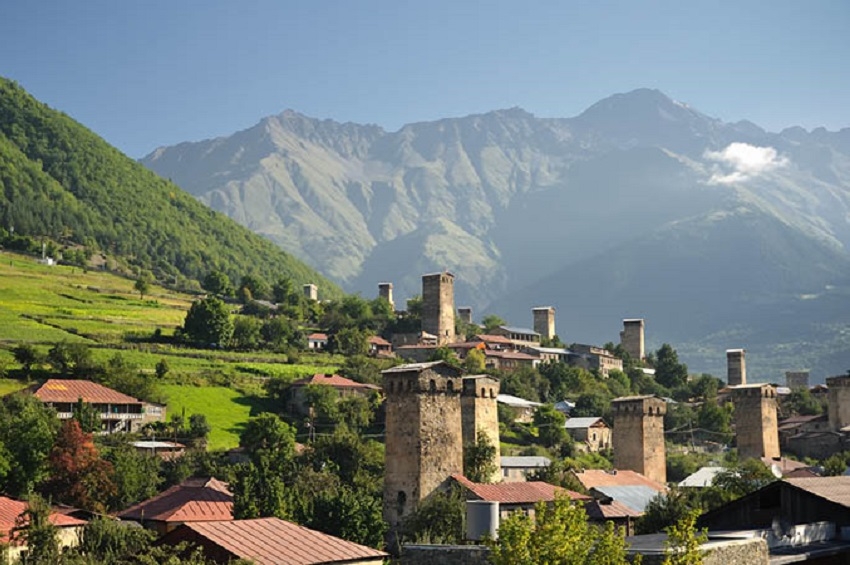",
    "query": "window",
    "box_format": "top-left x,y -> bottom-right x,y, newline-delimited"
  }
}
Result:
430,380 -> 437,393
